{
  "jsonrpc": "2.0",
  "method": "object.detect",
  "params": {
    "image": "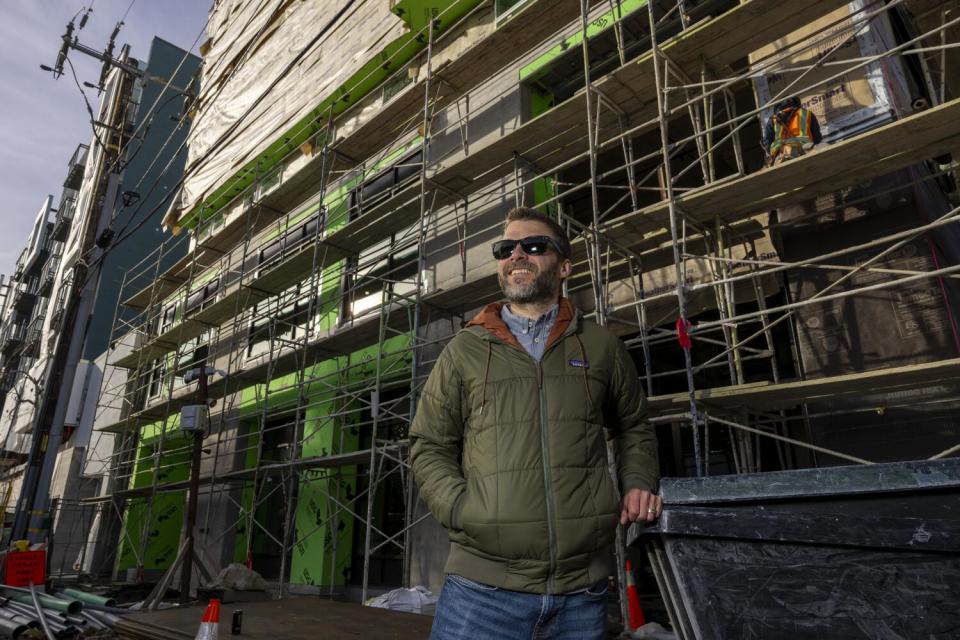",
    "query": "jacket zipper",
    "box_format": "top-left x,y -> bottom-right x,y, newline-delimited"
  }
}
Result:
537,358 -> 558,594
494,328 -> 576,594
